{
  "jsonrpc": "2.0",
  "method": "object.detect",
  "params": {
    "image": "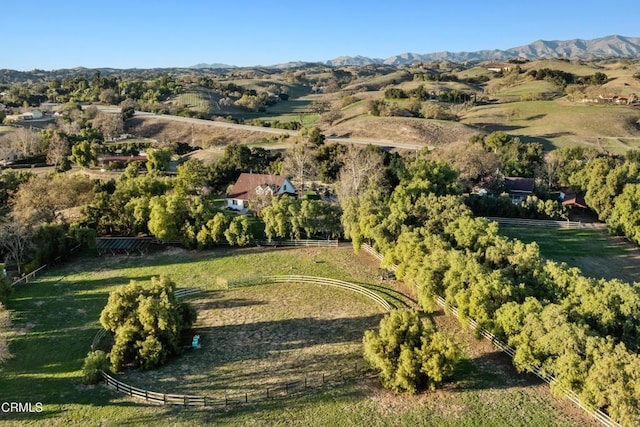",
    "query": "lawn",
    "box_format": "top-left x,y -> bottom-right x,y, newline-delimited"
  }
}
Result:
0,246 -> 597,426
498,225 -> 640,283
